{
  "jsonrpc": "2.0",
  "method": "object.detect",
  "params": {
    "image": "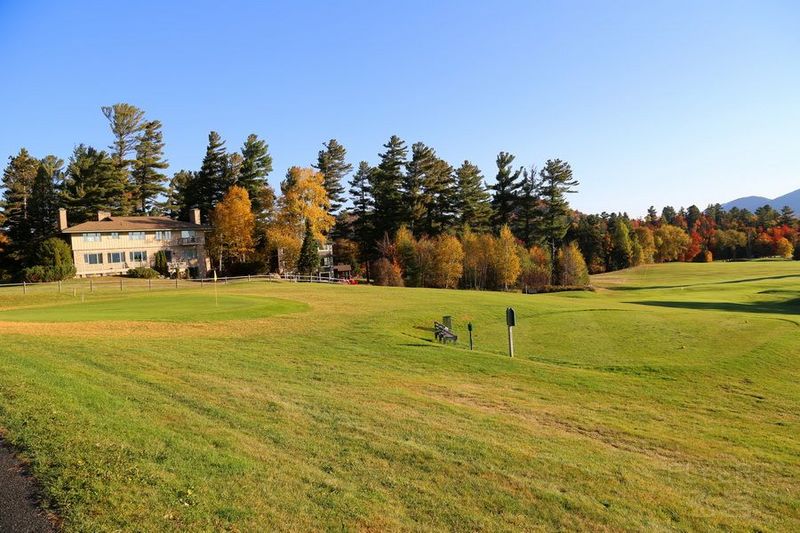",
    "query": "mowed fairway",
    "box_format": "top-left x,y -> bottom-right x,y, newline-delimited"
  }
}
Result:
0,262 -> 798,531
